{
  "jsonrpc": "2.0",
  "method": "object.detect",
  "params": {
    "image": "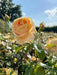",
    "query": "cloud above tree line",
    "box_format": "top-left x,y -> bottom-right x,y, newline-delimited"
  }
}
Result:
45,7 -> 57,17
